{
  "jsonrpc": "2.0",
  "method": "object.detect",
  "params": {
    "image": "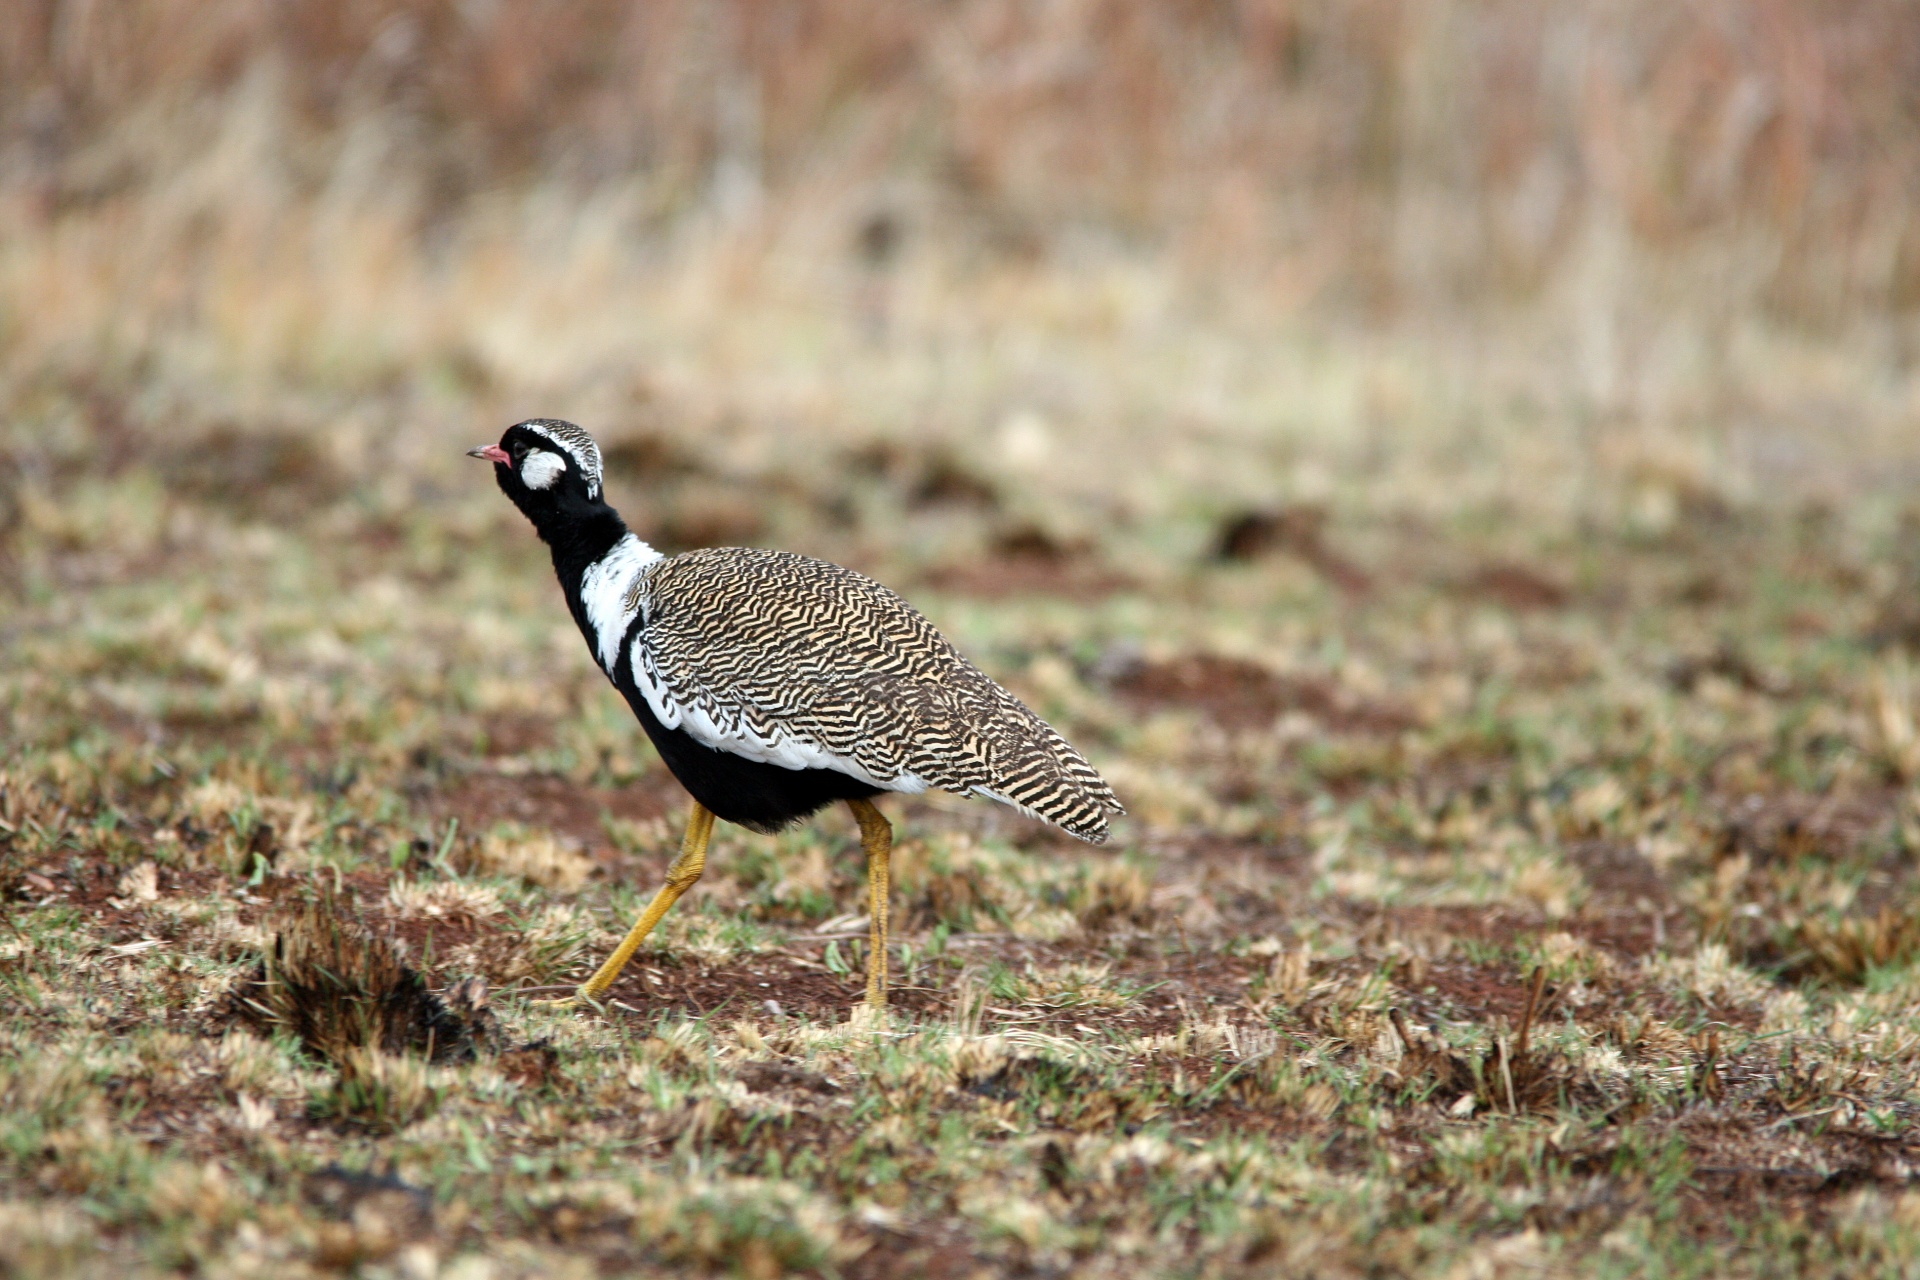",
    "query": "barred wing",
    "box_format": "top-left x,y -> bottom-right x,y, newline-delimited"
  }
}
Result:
624,548 -> 1123,842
